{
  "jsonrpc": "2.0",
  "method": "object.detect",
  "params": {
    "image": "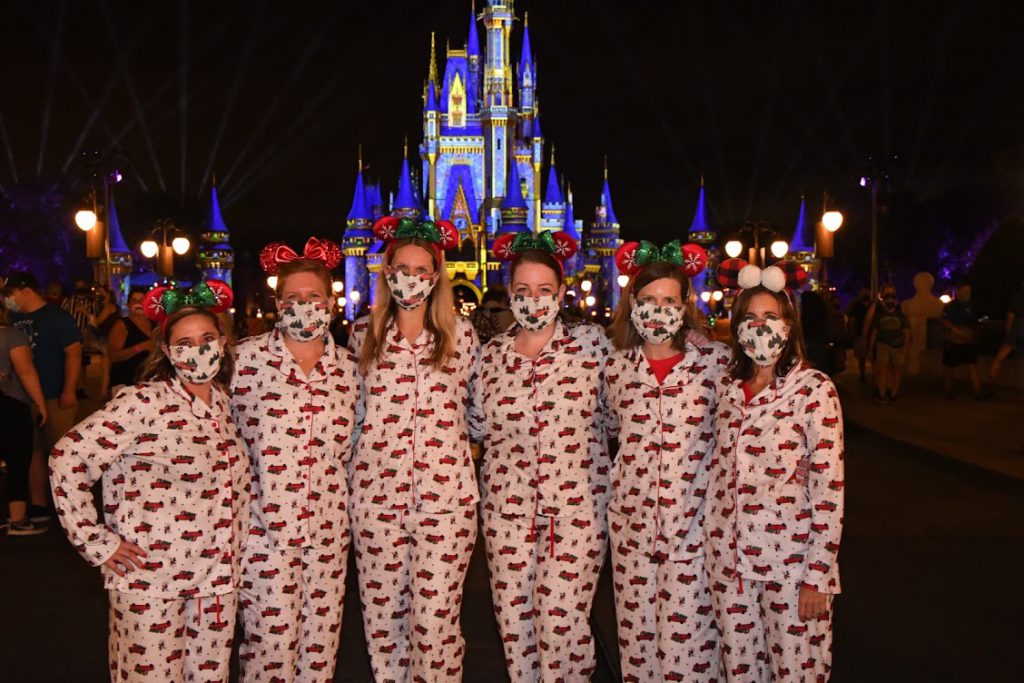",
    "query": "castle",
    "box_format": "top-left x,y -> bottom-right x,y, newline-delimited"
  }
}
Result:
341,1 -> 624,320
